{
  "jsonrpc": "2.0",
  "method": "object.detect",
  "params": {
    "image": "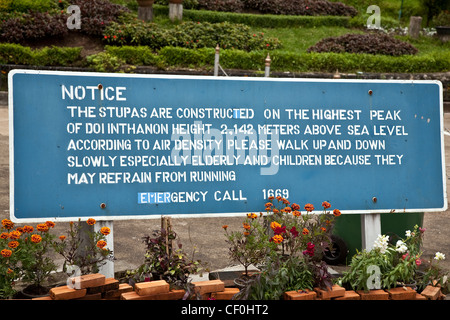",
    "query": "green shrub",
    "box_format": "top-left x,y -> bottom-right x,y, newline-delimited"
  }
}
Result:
158,46 -> 214,67
86,52 -> 125,72
4,0 -> 57,13
104,45 -> 166,69
0,43 -> 34,64
33,46 -> 83,66
103,20 -> 282,51
0,43 -> 82,65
